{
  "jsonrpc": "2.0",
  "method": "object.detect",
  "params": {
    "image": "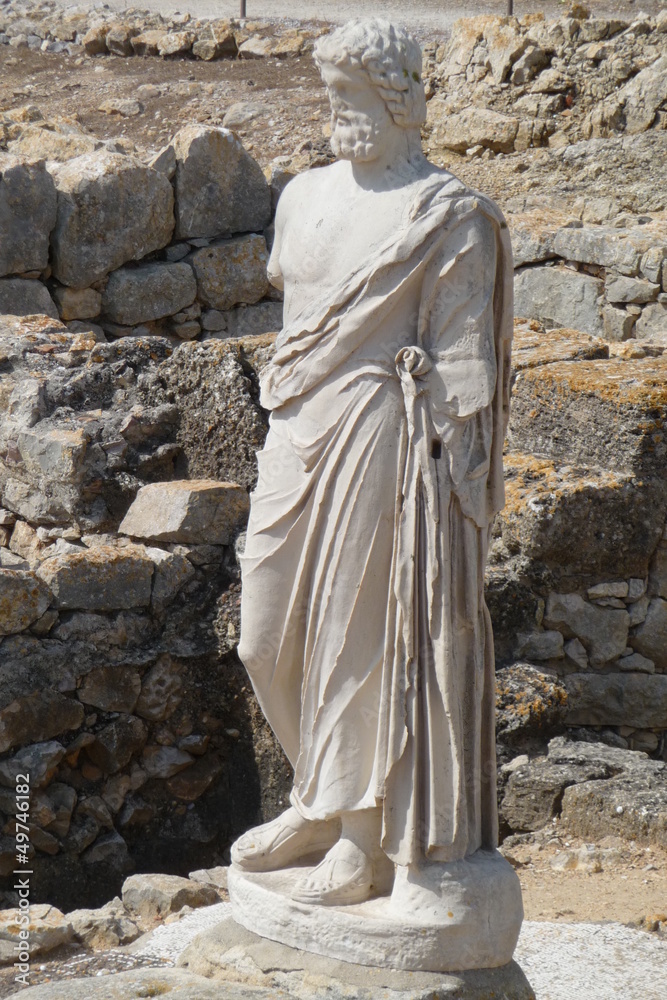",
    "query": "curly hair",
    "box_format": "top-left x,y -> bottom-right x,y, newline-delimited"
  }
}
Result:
313,19 -> 426,129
